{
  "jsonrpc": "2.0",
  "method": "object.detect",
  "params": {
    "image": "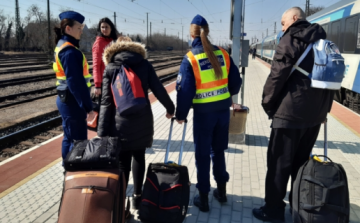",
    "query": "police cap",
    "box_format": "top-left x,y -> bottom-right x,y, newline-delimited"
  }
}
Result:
191,14 -> 208,26
59,11 -> 85,24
